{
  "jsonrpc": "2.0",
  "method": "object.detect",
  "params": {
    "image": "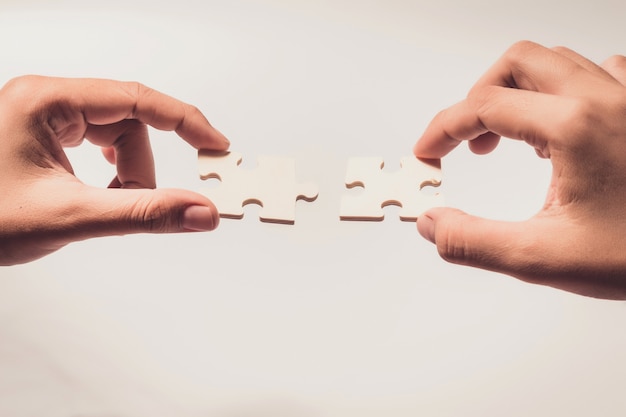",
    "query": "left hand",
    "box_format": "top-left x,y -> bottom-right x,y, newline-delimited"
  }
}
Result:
0,75 -> 230,266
